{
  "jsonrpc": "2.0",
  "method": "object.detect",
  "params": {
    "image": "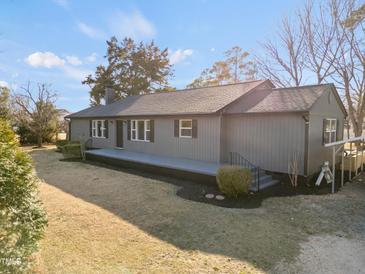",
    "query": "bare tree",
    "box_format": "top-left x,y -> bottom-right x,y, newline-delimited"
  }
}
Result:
300,1 -> 340,84
258,0 -> 365,137
257,17 -> 306,87
13,82 -> 58,147
343,3 -> 365,28
326,0 -> 365,136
